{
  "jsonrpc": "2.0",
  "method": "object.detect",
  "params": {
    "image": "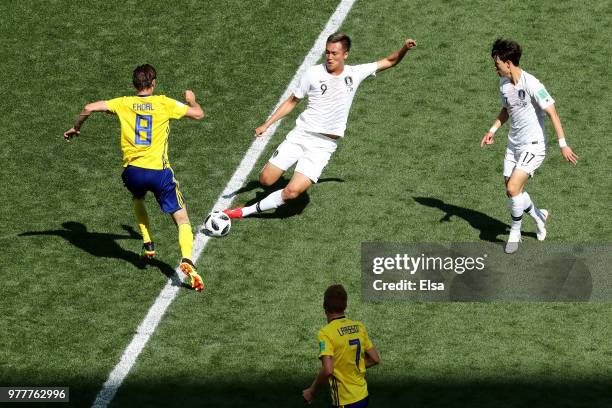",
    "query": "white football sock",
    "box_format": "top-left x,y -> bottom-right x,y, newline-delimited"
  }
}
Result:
242,189 -> 285,217
509,195 -> 523,231
521,191 -> 543,222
